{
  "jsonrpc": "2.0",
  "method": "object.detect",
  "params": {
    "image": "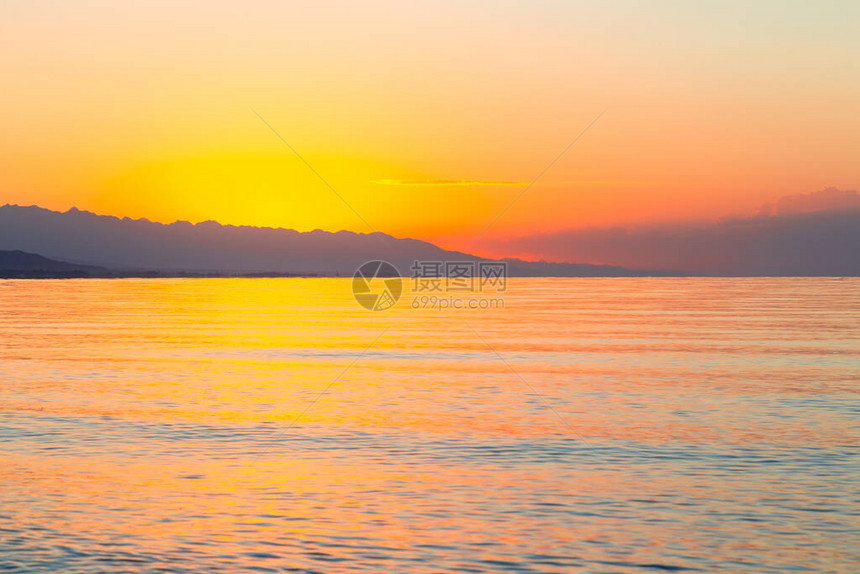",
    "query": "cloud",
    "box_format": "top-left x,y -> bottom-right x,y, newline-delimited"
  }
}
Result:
756,187 -> 860,217
481,189 -> 860,276
371,179 -> 652,187
372,179 -> 527,186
